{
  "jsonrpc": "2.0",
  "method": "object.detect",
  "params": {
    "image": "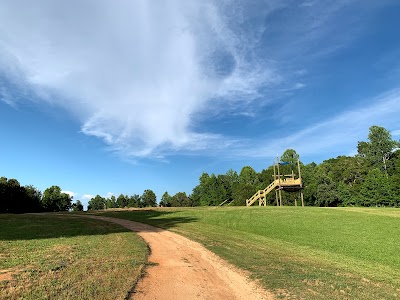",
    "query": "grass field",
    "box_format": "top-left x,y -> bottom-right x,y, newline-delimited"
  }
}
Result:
100,206 -> 400,299
0,213 -> 148,300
